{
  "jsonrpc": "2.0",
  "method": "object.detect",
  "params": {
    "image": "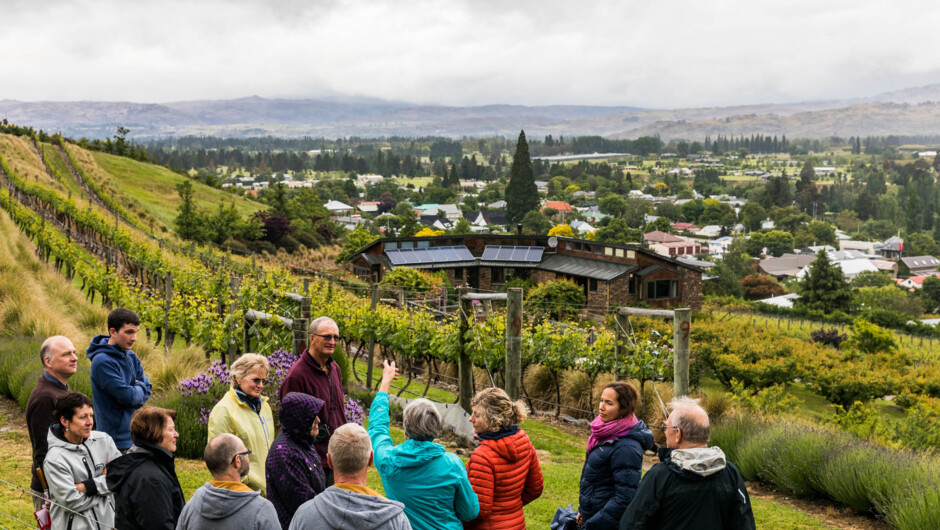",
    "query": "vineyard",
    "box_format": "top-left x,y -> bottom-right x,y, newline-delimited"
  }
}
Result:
2,128 -> 940,528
